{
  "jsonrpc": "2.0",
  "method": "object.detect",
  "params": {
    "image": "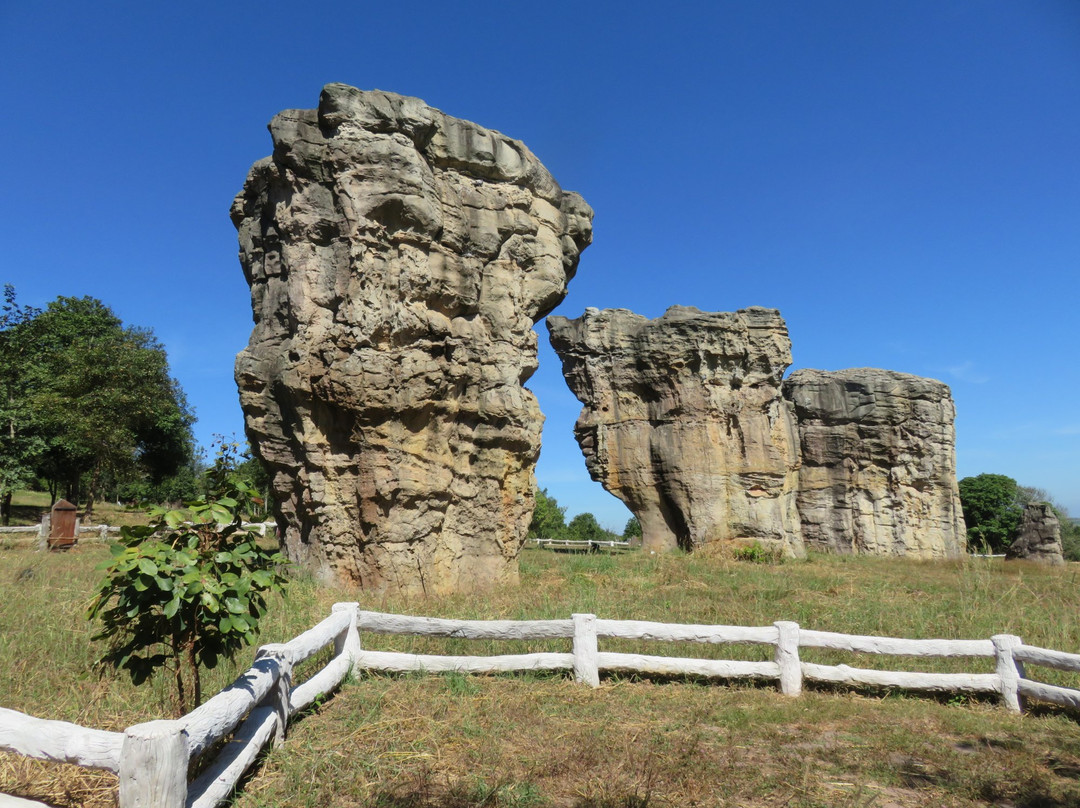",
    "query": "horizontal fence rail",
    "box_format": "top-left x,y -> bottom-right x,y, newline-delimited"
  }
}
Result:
4,606 -> 1080,807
